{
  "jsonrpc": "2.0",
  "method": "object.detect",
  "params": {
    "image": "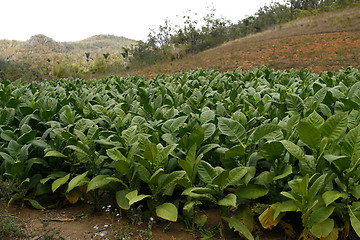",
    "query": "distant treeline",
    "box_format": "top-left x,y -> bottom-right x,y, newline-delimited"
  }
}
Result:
129,0 -> 360,67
